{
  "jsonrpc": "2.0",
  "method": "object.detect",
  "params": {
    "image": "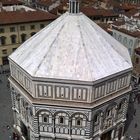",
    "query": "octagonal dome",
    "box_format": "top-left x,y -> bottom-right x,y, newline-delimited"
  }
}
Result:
9,12 -> 132,82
